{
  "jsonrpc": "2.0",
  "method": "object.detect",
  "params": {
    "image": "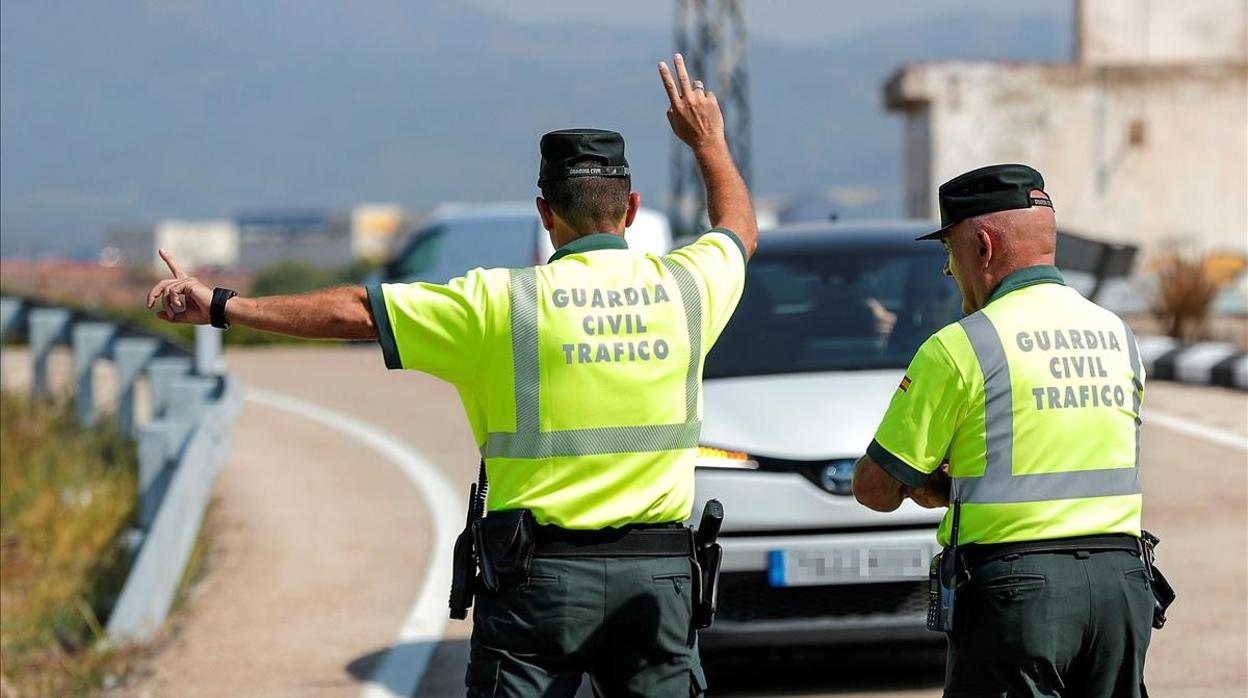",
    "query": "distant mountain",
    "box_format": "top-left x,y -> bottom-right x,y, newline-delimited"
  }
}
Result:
0,1 -> 1068,256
